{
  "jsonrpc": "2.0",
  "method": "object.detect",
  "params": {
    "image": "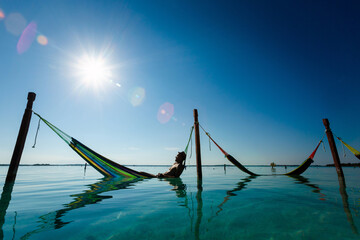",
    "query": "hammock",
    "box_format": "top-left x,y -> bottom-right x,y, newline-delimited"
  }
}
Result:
284,141 -> 322,175
336,137 -> 360,160
33,112 -> 194,178
200,125 -> 322,176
